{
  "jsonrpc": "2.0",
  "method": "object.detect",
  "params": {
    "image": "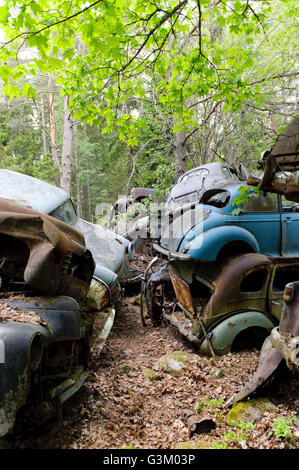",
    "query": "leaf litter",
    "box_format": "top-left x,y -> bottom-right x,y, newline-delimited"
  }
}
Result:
10,292 -> 298,449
